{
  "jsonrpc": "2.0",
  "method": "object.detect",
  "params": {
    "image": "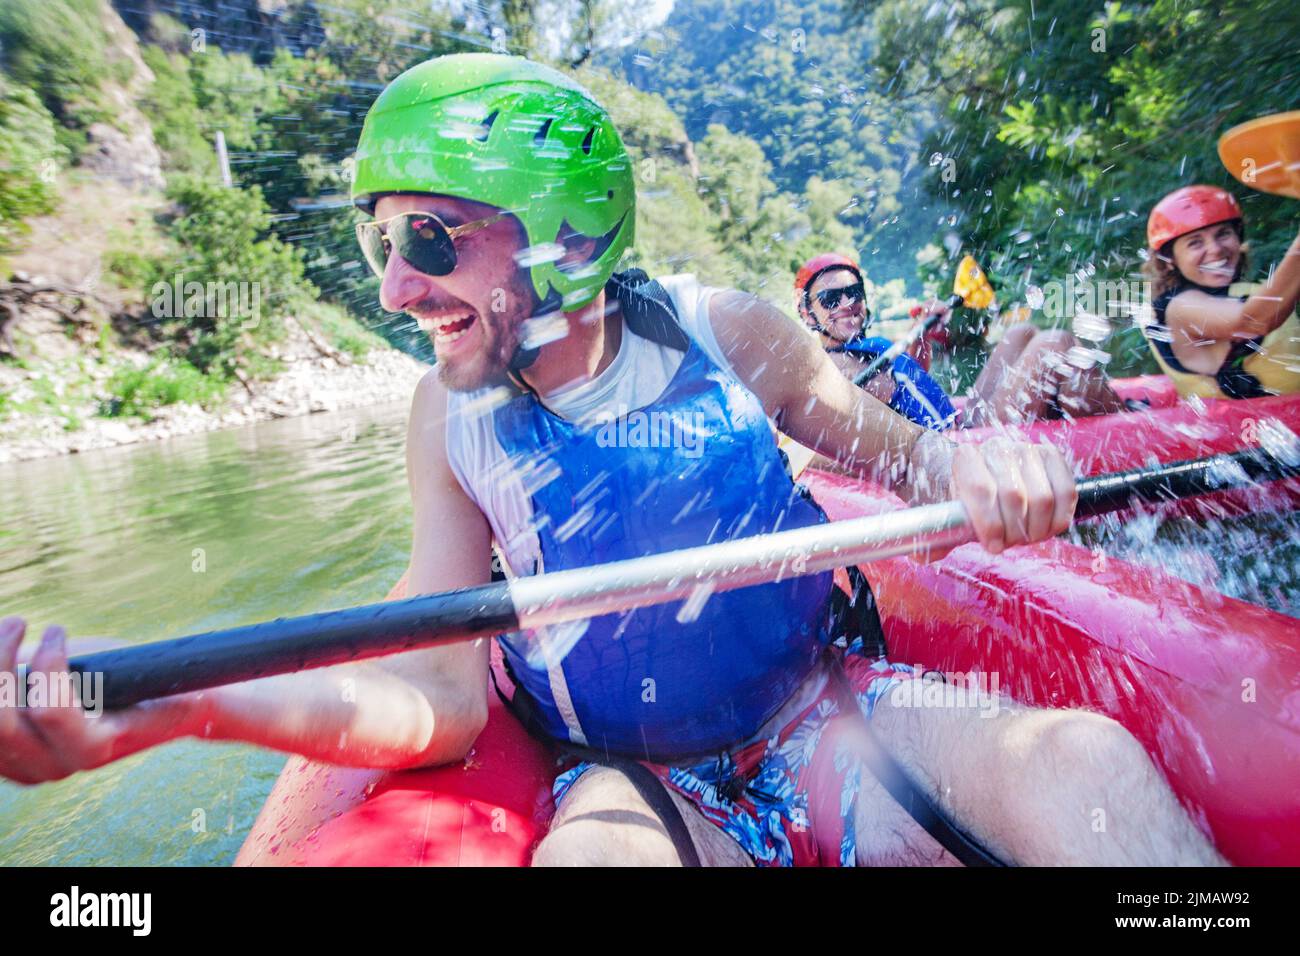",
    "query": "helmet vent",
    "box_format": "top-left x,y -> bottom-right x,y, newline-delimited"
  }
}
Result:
534,118 -> 554,147
476,110 -> 499,142
581,127 -> 595,155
